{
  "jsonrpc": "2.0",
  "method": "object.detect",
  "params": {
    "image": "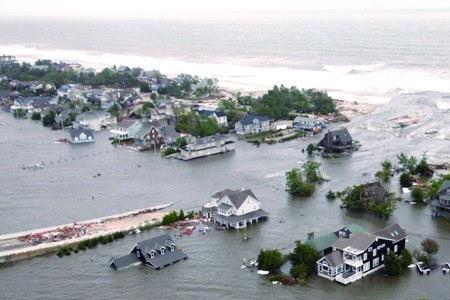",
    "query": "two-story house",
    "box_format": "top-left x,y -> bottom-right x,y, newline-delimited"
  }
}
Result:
431,180 -> 450,218
202,189 -> 268,229
318,128 -> 354,153
234,114 -> 272,135
194,109 -> 228,127
316,223 -> 407,285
